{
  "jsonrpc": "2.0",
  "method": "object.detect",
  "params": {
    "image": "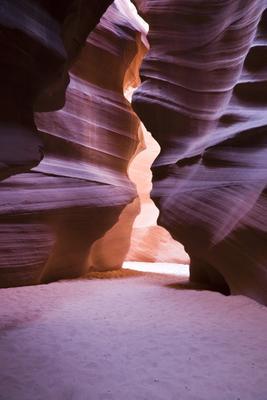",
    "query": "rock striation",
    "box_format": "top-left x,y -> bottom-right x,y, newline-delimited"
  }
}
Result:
1,0 -> 267,303
126,124 -> 189,264
0,1 -> 145,286
132,1 -> 267,303
0,0 -> 114,181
